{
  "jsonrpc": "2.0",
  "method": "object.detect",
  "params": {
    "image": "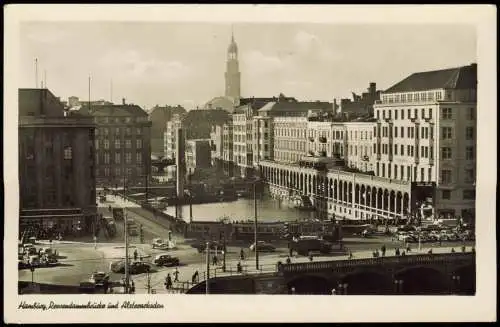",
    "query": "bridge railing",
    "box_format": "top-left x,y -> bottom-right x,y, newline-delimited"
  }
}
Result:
278,252 -> 475,274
